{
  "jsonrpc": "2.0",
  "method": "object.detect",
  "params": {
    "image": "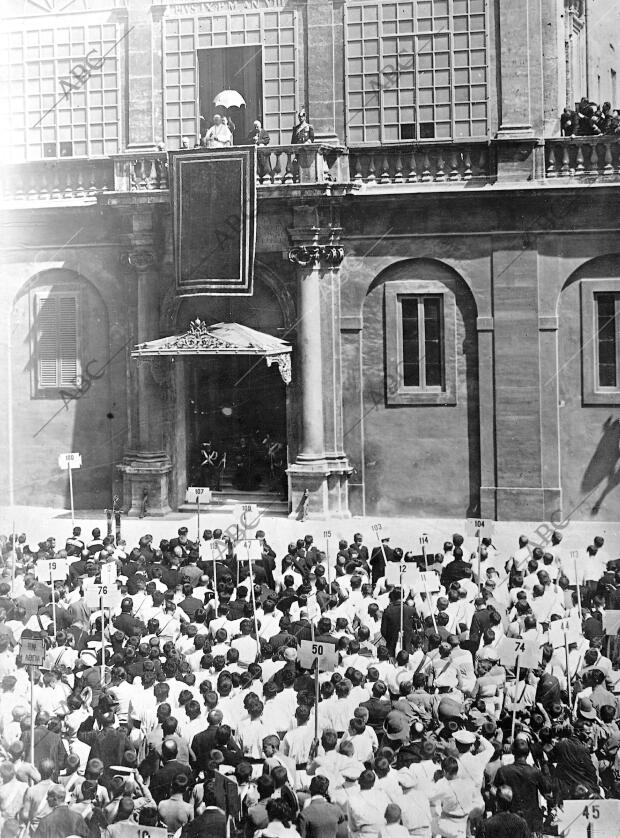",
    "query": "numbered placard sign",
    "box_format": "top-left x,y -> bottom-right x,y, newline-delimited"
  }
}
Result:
20,638 -> 46,667
35,558 -> 68,583
497,636 -> 539,669
548,615 -> 581,648
554,800 -> 619,838
112,824 -> 168,838
210,540 -> 229,563
100,562 -> 118,587
386,562 -> 420,586
234,503 -> 259,536
85,584 -> 122,610
299,639 -> 338,672
465,518 -> 495,537
419,571 -> 441,593
58,452 -> 82,470
603,610 -> 620,636
241,539 -> 262,561
186,486 -> 212,503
